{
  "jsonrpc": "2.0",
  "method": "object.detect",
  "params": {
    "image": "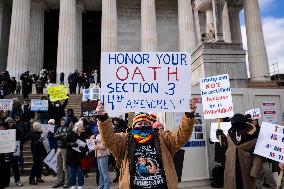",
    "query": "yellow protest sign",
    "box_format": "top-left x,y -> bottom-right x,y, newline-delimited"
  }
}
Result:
48,85 -> 69,102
